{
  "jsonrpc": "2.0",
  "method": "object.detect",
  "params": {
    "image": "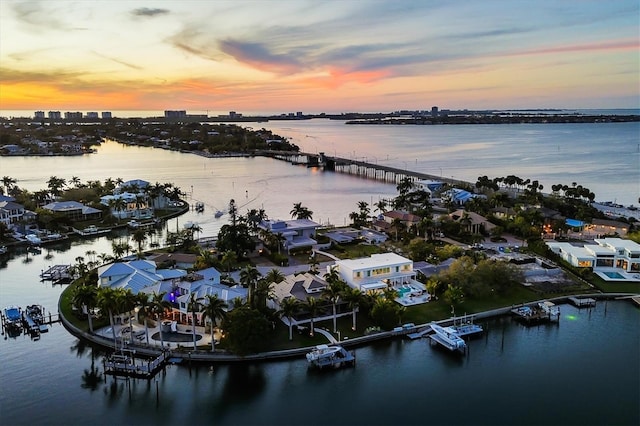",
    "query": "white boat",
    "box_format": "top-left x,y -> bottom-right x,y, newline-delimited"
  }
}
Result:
0,246 -> 7,254
430,323 -> 466,351
25,234 -> 42,245
306,344 -> 342,362
305,344 -> 355,369
128,220 -> 140,229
